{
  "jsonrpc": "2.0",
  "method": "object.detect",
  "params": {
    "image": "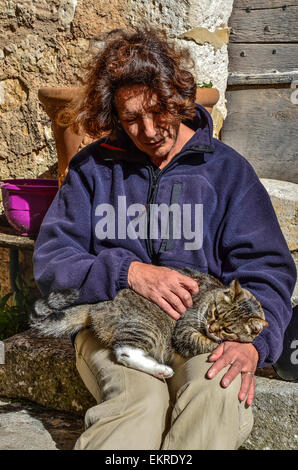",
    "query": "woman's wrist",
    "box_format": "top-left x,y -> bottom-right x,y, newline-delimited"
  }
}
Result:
127,261 -> 143,288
